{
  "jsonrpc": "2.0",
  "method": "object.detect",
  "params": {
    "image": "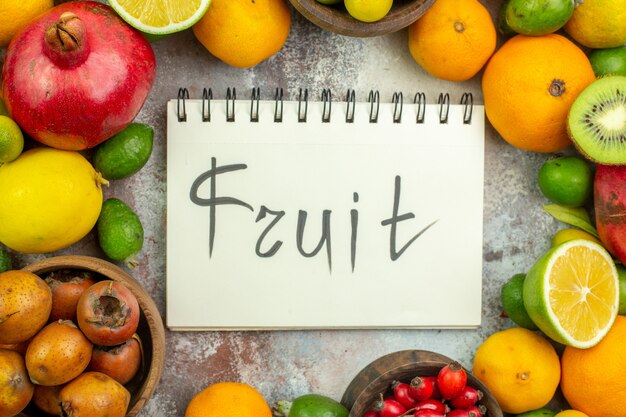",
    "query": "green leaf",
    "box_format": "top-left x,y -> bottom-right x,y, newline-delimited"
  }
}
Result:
543,204 -> 599,238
